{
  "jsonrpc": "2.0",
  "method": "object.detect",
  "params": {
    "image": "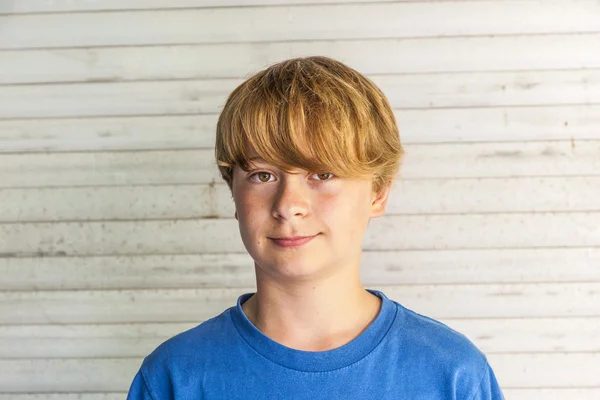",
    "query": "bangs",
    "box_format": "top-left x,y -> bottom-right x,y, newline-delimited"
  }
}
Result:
216,56 -> 403,191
